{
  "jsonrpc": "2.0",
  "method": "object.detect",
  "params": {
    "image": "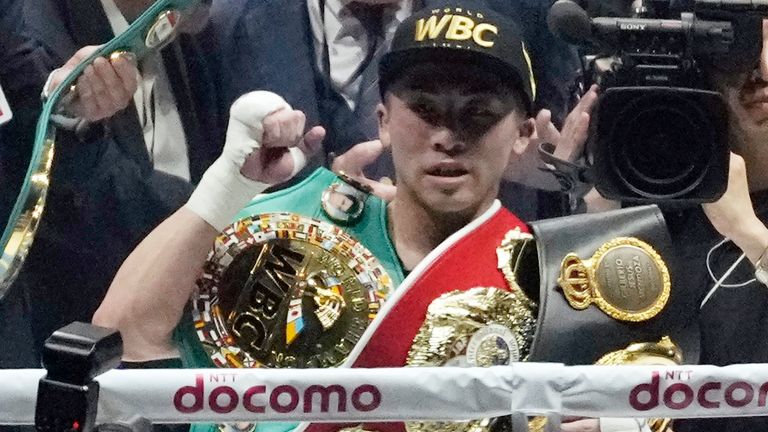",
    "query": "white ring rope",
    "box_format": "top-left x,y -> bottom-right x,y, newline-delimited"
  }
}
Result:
2,364 -> 768,425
